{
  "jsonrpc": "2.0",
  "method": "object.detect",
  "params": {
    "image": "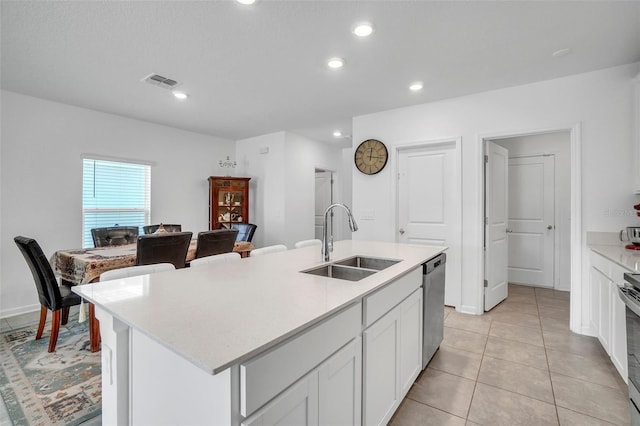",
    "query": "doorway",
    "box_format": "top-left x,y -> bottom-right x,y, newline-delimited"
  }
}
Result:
484,130 -> 573,311
315,170 -> 333,240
